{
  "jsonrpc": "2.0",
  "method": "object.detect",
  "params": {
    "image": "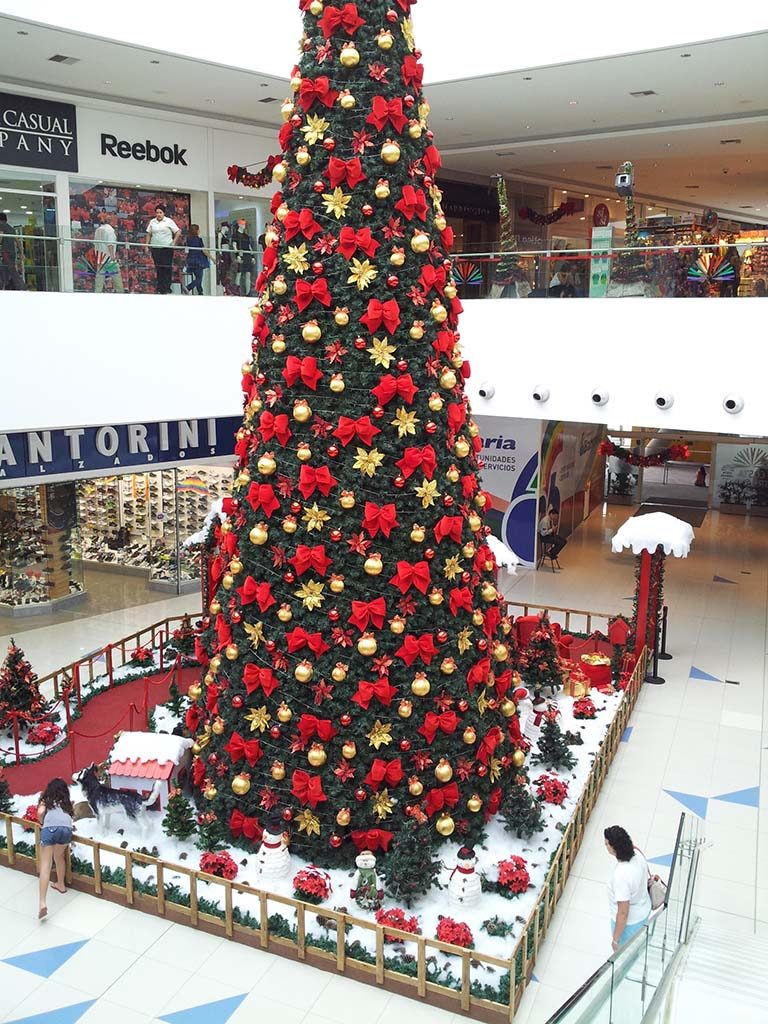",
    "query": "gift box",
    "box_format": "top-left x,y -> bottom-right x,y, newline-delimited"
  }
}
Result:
563,667 -> 592,699
580,653 -> 613,692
